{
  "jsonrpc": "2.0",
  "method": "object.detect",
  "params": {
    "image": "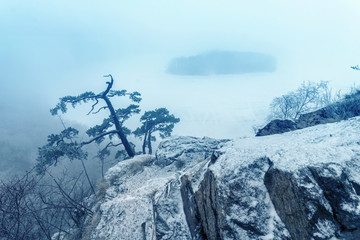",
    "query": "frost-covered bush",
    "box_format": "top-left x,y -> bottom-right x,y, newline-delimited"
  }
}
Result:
331,88 -> 360,119
269,81 -> 332,121
268,81 -> 360,123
